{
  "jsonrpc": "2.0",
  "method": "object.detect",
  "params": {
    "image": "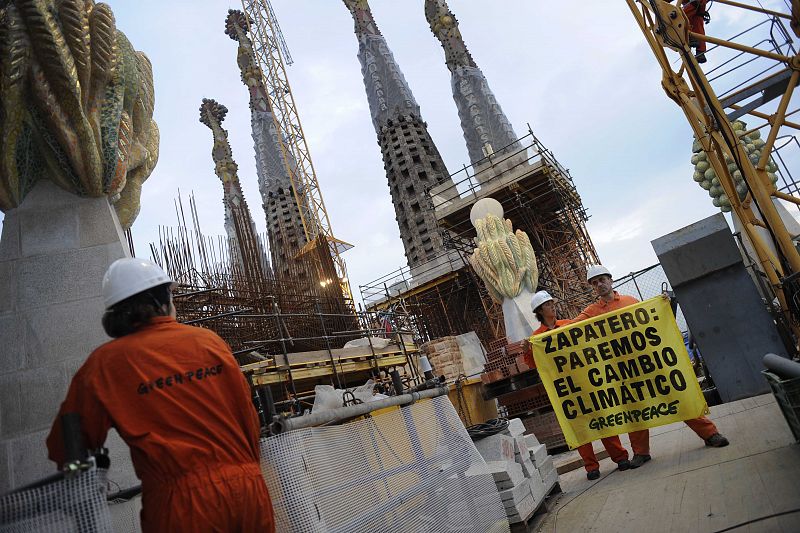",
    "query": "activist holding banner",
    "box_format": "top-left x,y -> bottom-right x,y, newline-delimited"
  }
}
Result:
531,291 -> 632,481
532,265 -> 729,470
577,266 -> 729,468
